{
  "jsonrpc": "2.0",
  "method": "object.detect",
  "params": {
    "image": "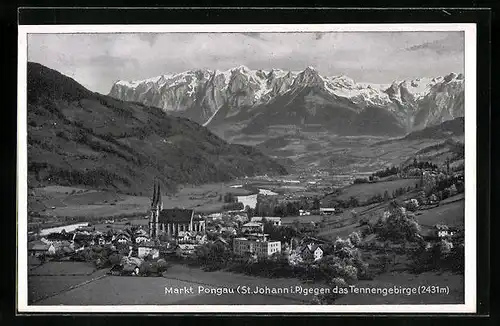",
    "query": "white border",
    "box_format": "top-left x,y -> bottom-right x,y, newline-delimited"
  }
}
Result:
17,23 -> 477,314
